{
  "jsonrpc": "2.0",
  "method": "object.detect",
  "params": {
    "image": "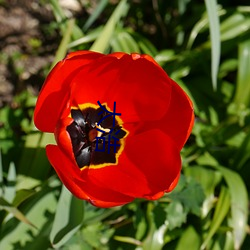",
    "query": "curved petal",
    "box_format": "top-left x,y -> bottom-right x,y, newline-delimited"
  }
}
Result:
86,128 -> 181,199
70,54 -> 172,123
138,78 -> 194,151
165,171 -> 181,192
46,145 -> 134,208
86,151 -> 152,199
139,171 -> 180,200
124,129 -> 182,197
160,78 -> 194,150
54,116 -> 75,159
34,51 -> 104,132
107,52 -> 126,59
